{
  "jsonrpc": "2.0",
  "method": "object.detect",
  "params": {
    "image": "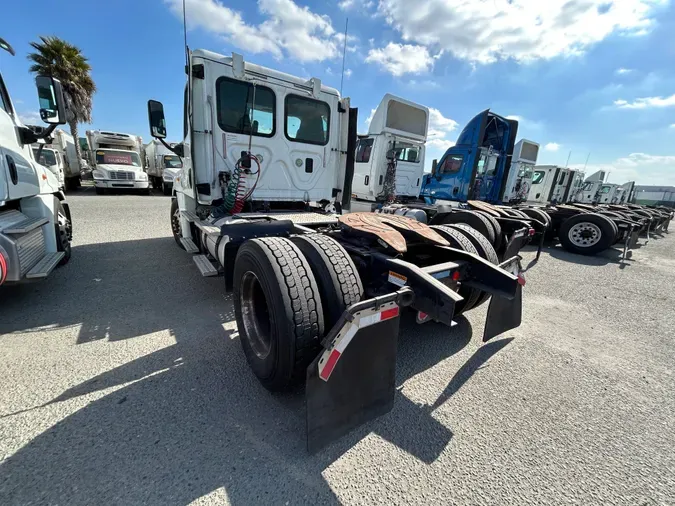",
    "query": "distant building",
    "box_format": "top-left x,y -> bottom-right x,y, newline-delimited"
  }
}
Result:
633,185 -> 675,207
